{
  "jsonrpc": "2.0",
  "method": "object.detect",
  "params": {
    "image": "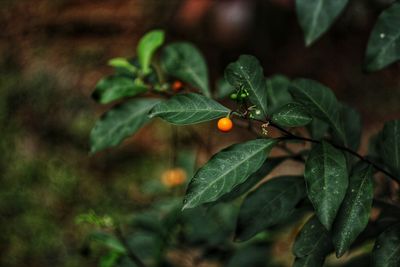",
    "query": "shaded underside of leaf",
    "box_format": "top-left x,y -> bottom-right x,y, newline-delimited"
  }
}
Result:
235,176 -> 306,241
